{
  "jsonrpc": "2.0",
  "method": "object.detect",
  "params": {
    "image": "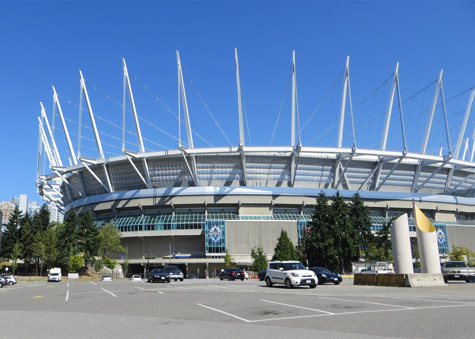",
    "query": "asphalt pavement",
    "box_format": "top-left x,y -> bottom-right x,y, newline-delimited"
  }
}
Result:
1,277 -> 474,338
